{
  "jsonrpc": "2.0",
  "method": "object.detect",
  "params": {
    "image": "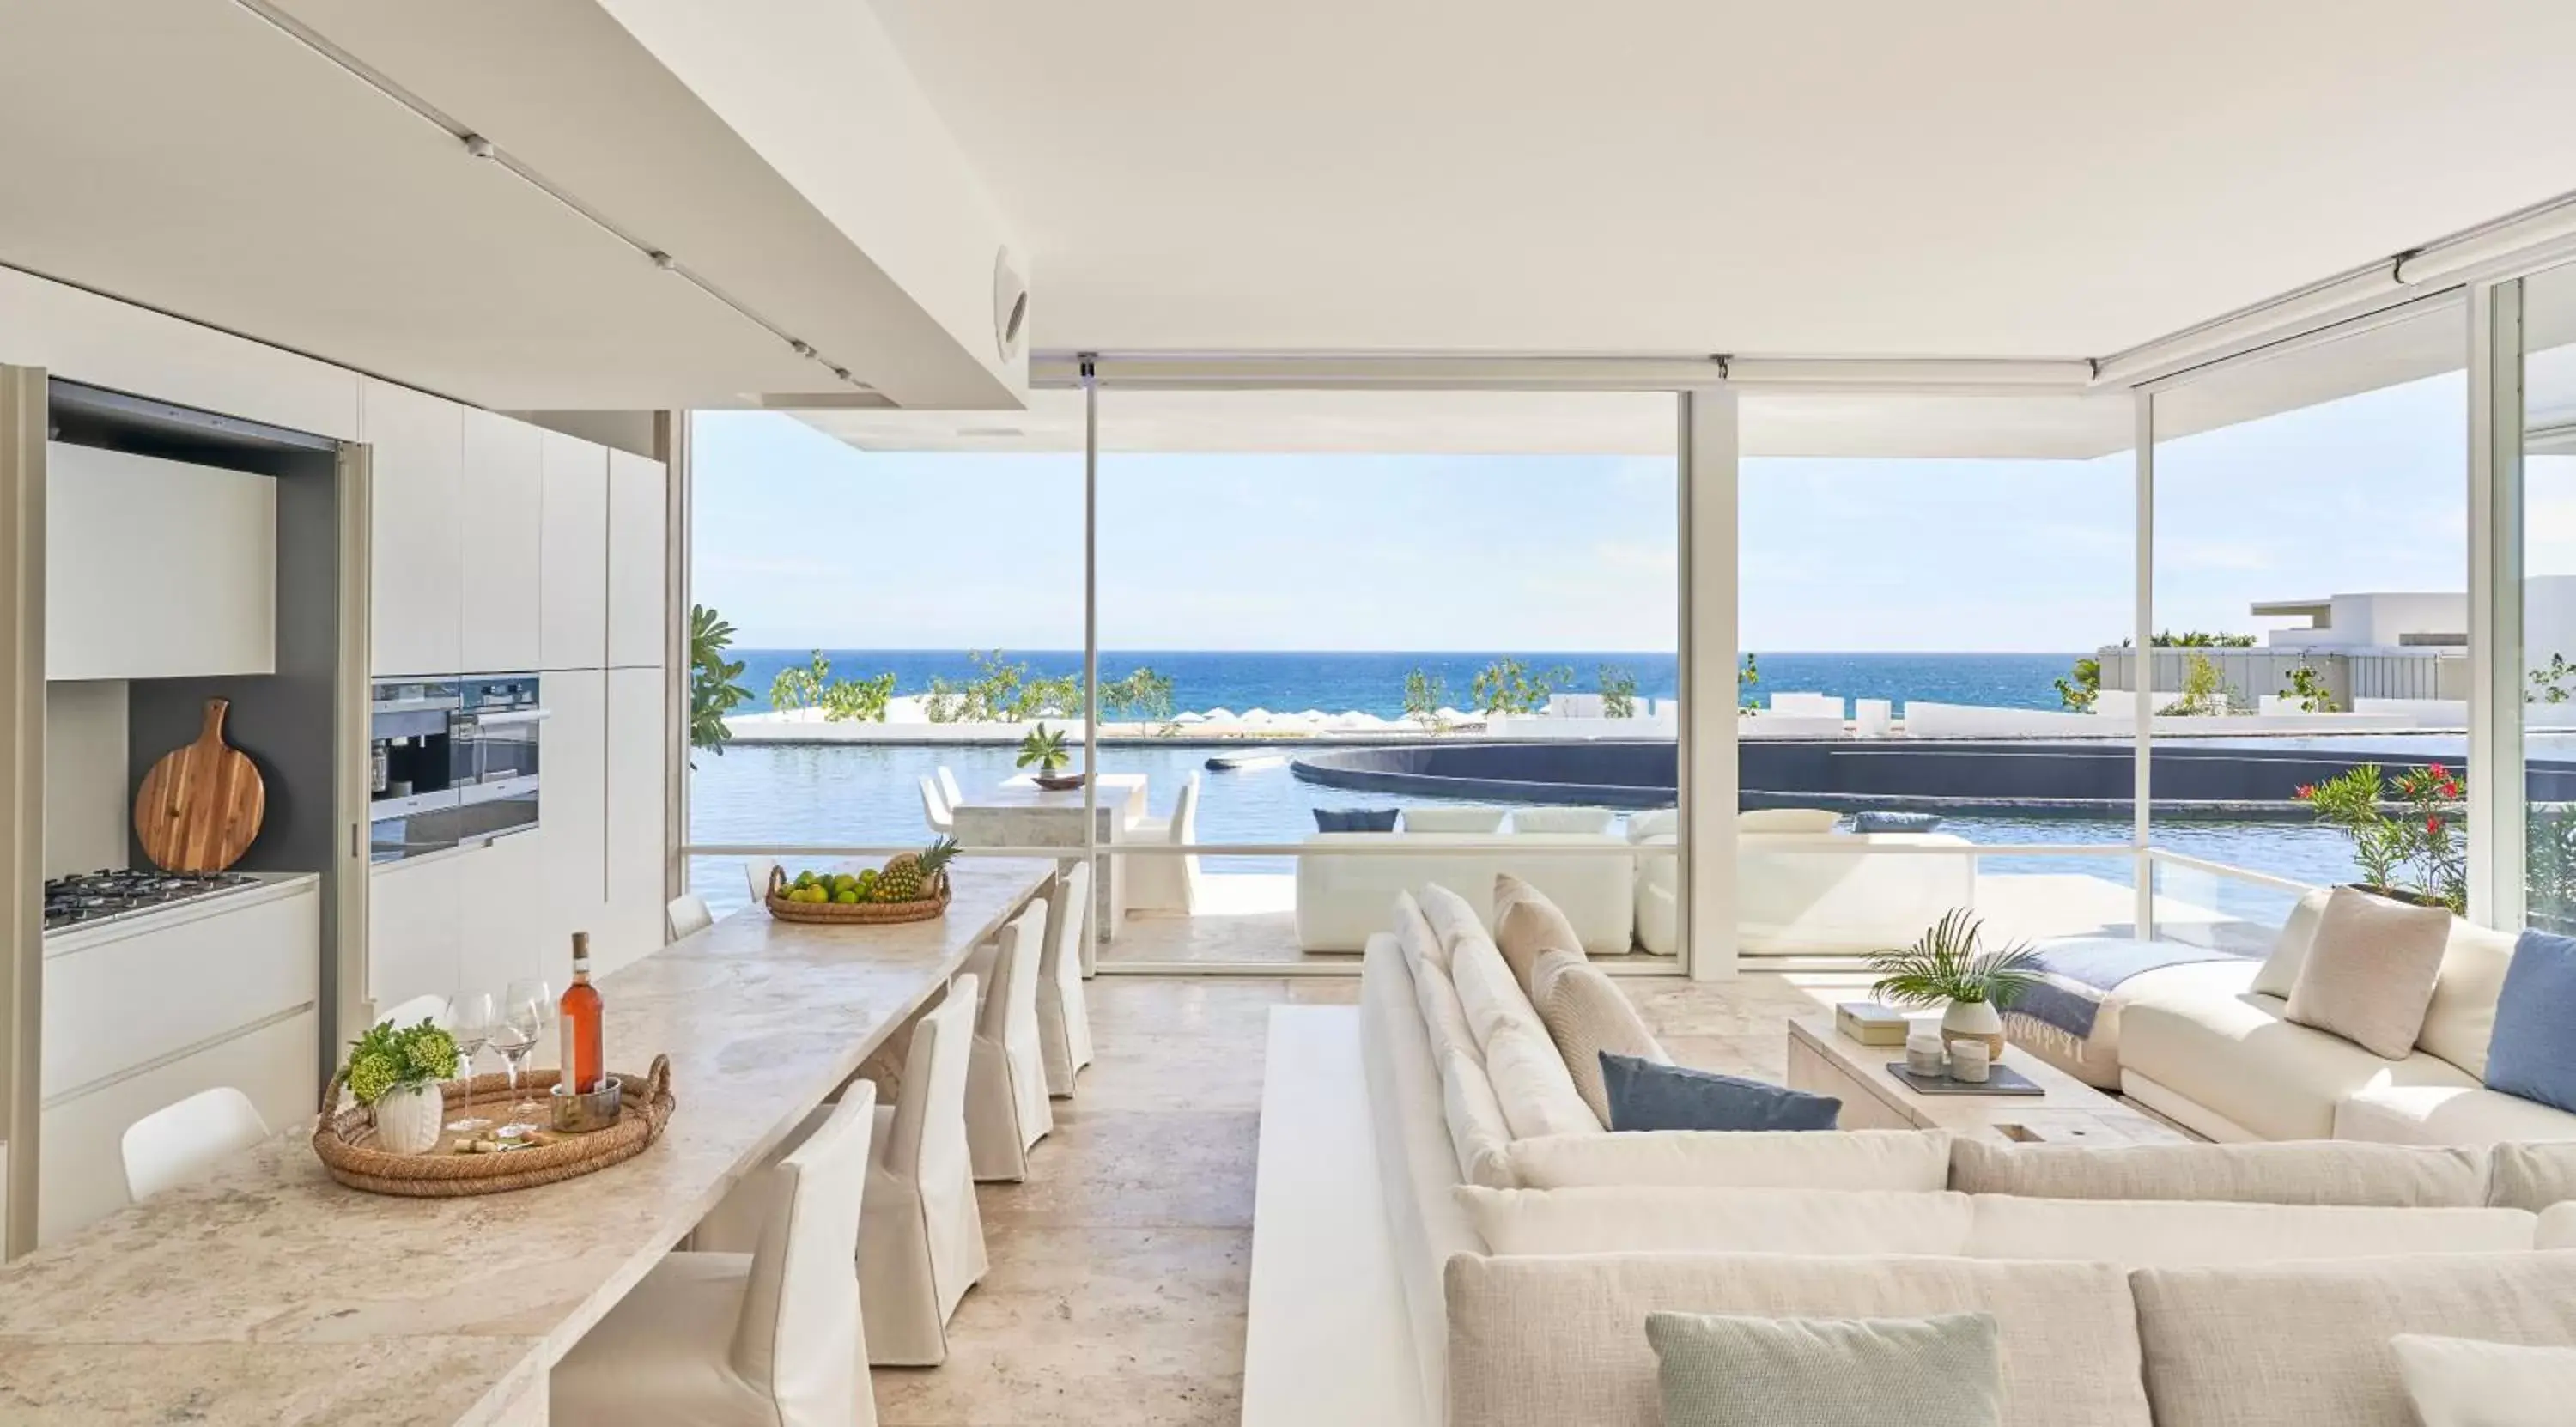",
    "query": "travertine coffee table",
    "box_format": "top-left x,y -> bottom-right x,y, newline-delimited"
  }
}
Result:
1787,1015 -> 2191,1145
